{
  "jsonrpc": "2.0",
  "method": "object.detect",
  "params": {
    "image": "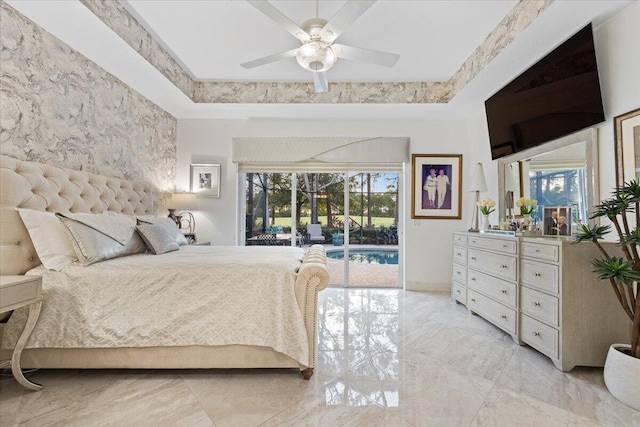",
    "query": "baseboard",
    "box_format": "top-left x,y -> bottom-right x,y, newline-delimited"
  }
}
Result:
405,281 -> 450,292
